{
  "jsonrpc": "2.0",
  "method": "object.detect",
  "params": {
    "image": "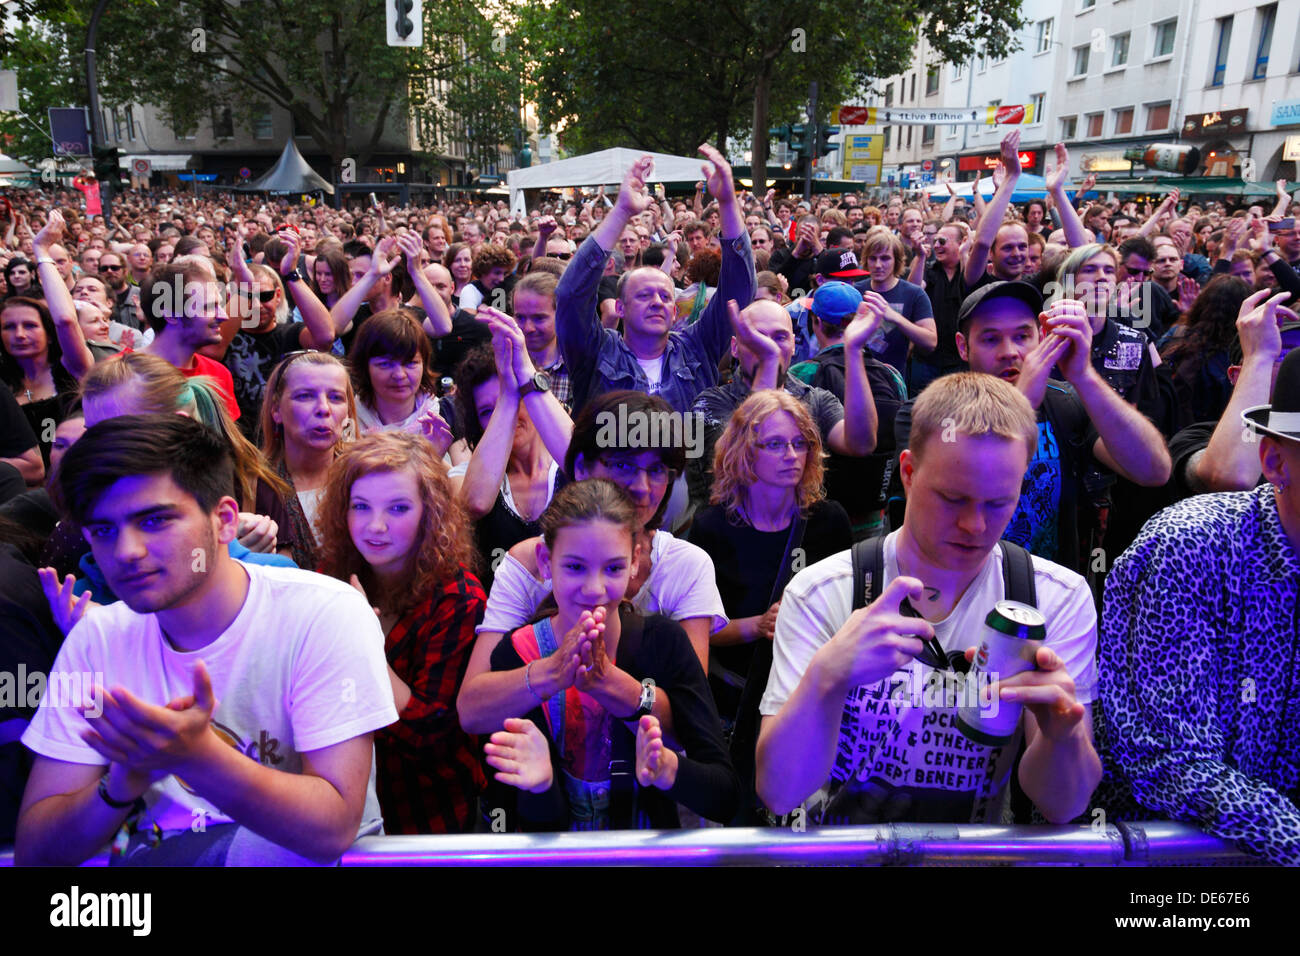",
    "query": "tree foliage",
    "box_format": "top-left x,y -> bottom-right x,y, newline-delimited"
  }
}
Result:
0,18 -> 87,167
517,0 -> 1026,182
73,0 -> 523,174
